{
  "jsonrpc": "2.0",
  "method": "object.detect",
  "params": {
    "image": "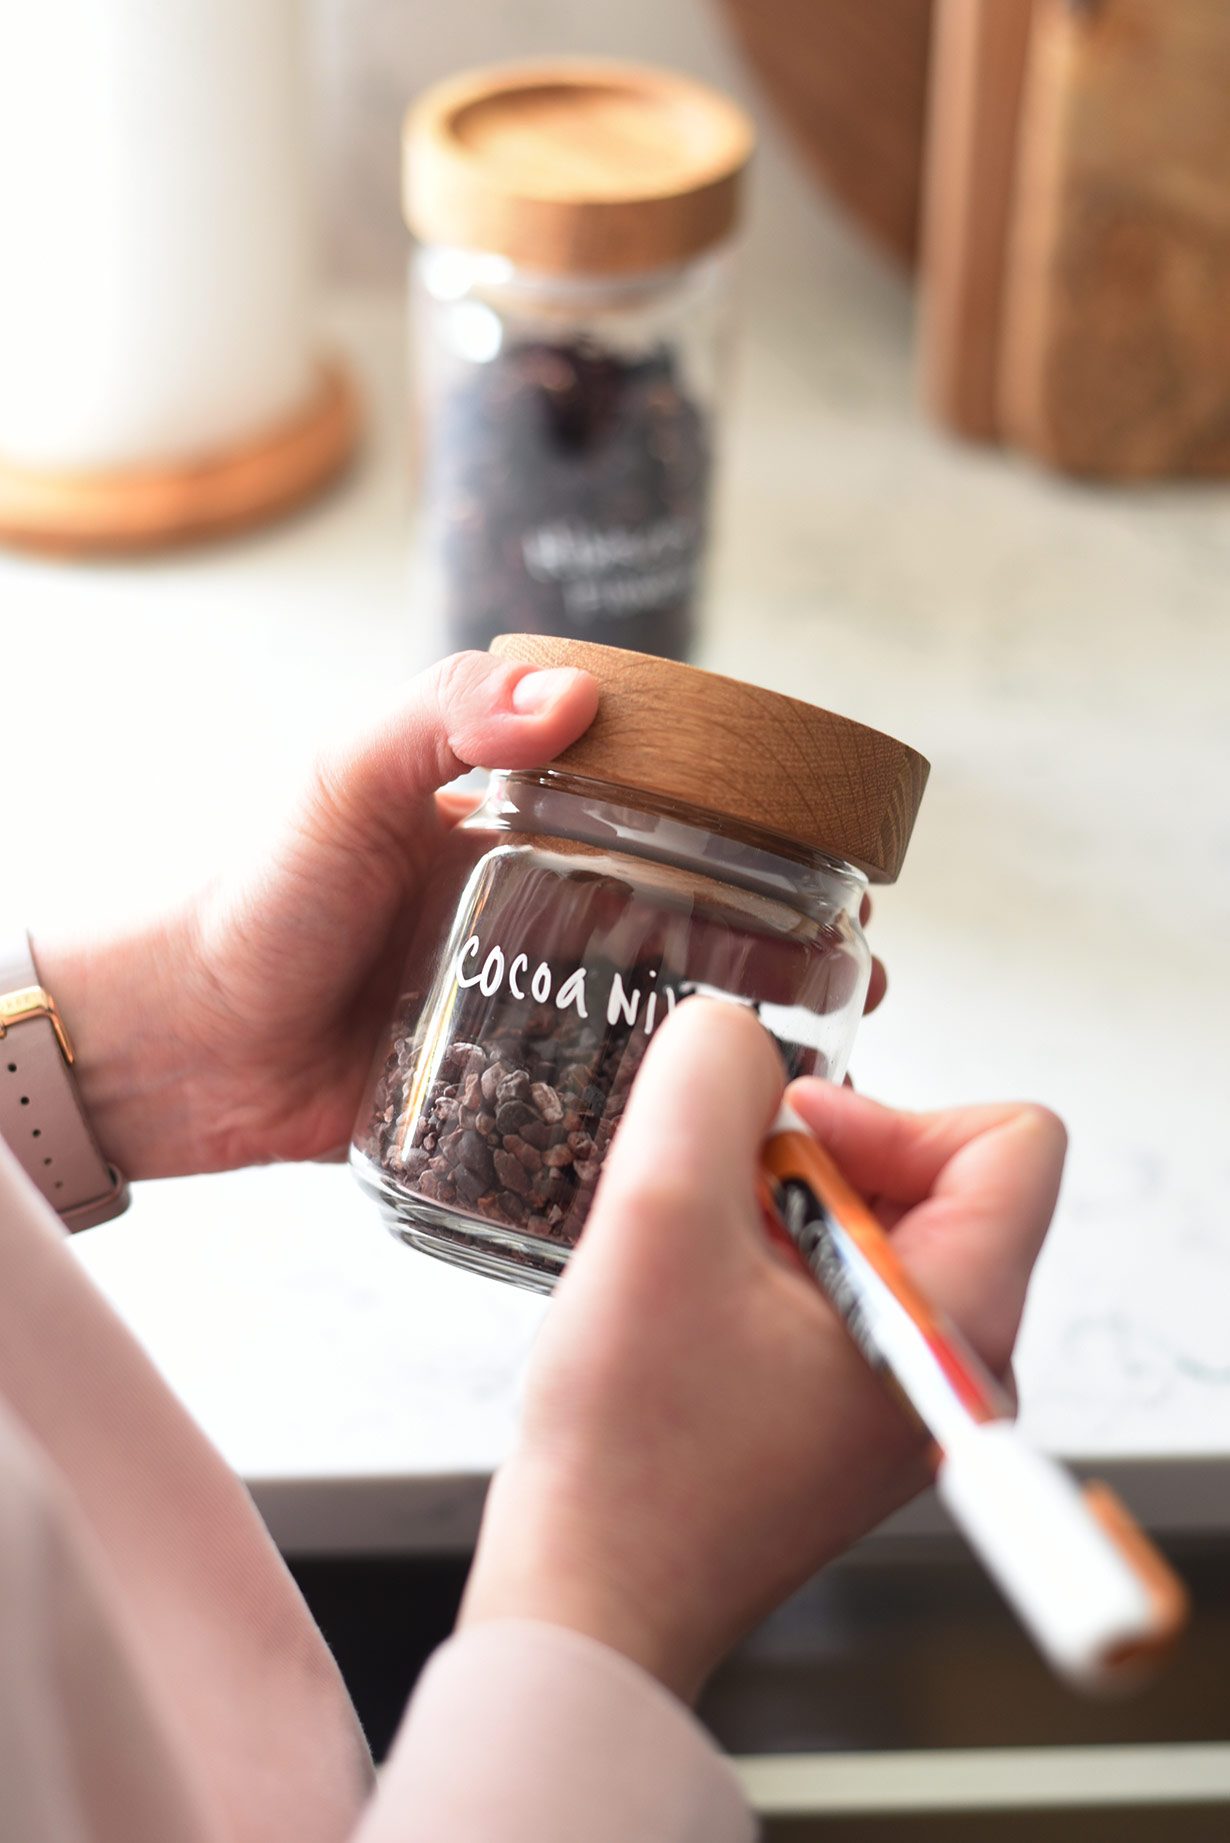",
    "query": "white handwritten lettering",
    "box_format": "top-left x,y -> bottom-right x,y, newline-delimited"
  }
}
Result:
555,969 -> 589,1017
453,934 -> 674,1038
607,972 -> 640,1028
